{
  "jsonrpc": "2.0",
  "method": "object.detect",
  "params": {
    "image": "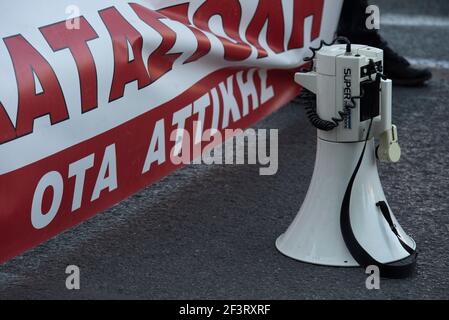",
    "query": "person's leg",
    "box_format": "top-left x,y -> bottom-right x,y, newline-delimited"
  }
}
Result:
338,0 -> 369,37
337,0 -> 432,86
